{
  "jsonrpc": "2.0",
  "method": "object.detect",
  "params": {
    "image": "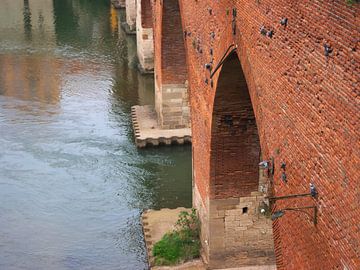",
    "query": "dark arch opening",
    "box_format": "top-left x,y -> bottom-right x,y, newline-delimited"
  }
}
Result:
140,0 -> 152,28
161,0 -> 187,84
211,52 -> 260,199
